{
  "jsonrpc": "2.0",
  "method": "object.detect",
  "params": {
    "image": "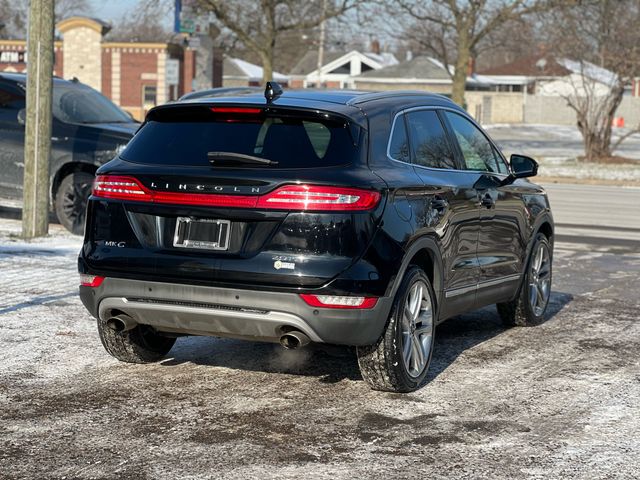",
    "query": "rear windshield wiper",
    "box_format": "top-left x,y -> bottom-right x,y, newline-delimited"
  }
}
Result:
207,151 -> 278,167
